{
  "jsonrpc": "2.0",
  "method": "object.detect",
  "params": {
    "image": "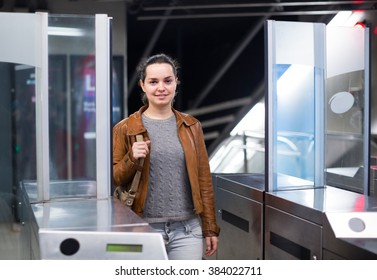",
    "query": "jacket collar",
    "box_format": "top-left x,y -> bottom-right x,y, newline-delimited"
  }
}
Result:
173,107 -> 198,127
126,105 -> 197,136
